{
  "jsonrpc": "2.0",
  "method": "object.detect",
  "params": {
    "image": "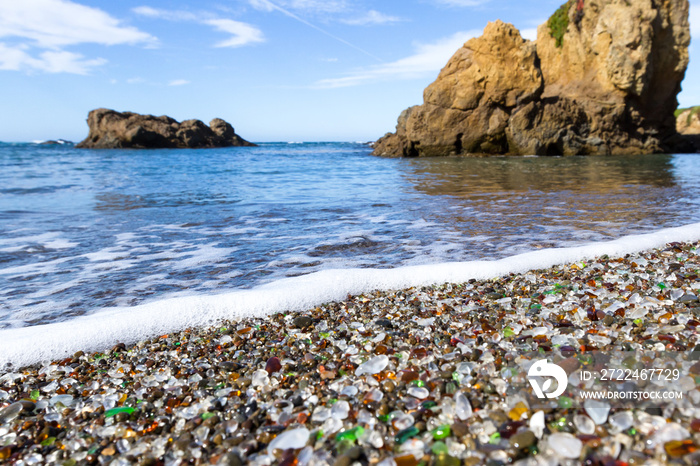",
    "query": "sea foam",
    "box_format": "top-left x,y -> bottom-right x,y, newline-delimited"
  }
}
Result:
1,222 -> 699,370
